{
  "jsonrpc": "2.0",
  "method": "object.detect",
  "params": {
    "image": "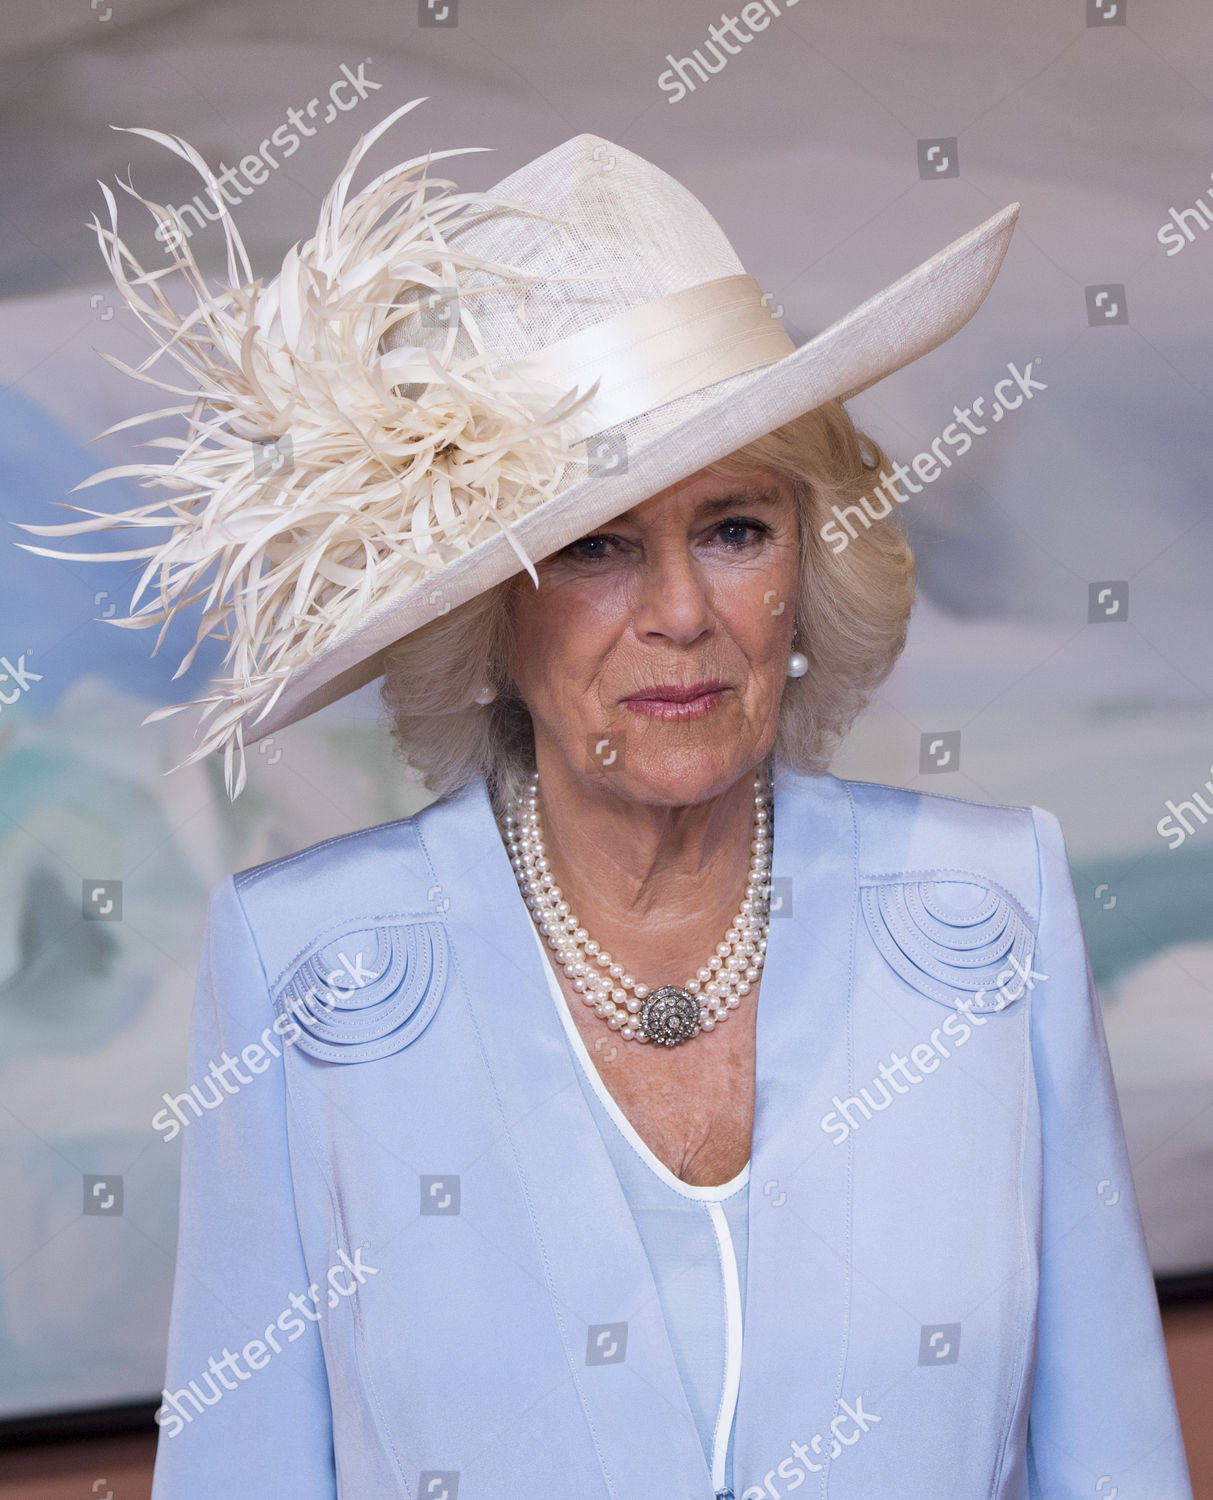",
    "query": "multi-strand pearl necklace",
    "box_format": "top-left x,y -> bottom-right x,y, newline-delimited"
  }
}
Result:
502,768 -> 774,1046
